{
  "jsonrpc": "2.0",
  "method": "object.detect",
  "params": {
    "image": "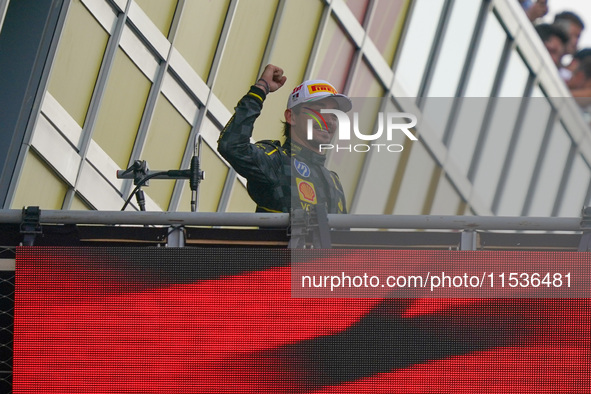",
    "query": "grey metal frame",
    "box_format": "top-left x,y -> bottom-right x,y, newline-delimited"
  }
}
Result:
1,0 -> 71,209
66,1 -> 131,209
193,0 -> 239,213
415,0 -> 454,108
0,209 -> 584,232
